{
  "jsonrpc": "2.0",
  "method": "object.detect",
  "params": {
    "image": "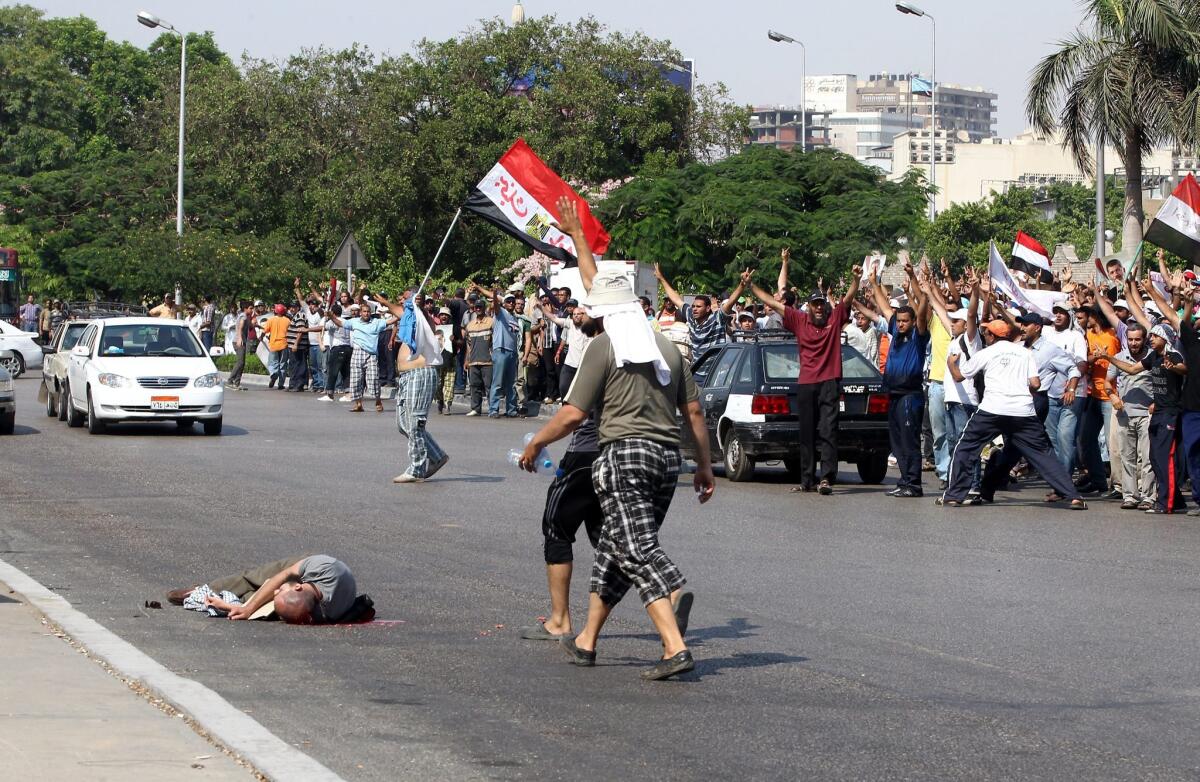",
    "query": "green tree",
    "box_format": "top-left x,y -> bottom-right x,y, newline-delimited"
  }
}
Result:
1027,0 -> 1200,255
596,146 -> 927,292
